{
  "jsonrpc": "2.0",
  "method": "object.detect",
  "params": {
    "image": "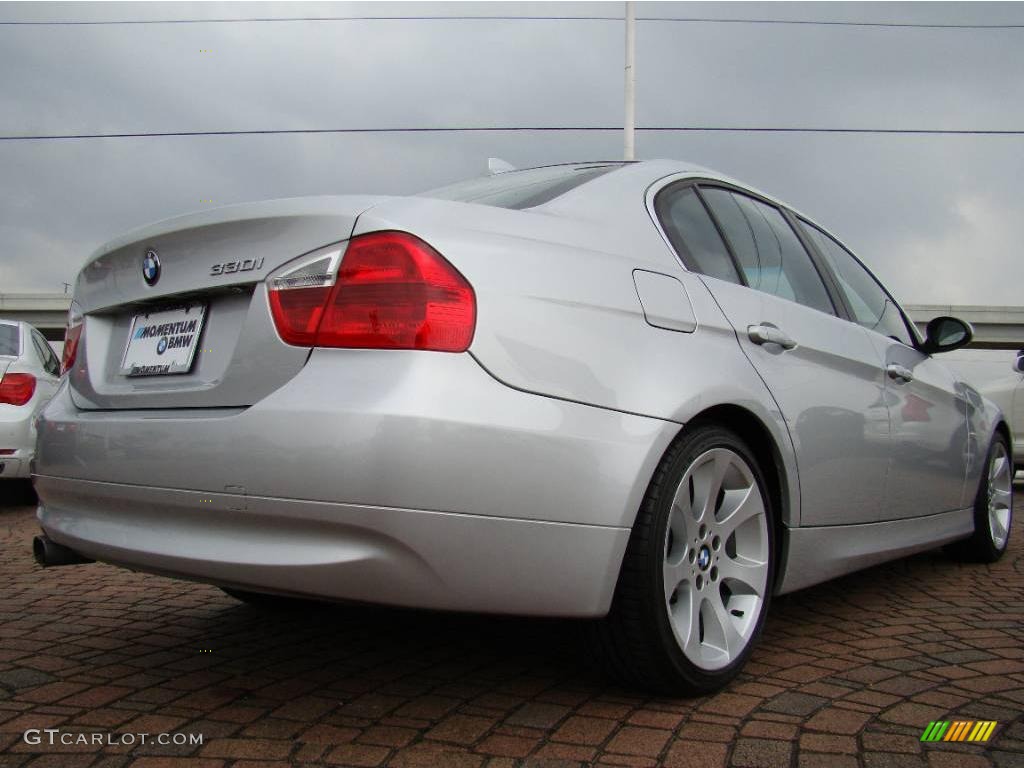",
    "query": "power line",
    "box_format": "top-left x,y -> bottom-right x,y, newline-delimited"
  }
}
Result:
2,127 -> 1023,142
0,15 -> 1023,29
